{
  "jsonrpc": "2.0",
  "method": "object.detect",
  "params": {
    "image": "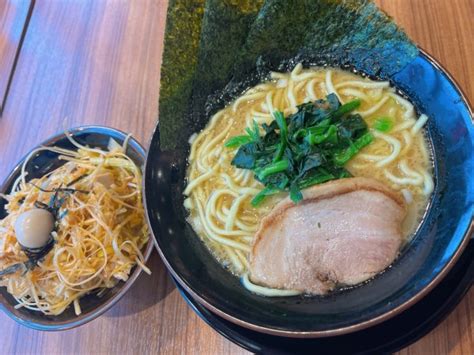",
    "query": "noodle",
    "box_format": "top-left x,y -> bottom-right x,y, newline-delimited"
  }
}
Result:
185,65 -> 433,278
411,114 -> 429,135
0,138 -> 149,316
357,96 -> 389,117
241,274 -> 302,297
325,70 -> 340,101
